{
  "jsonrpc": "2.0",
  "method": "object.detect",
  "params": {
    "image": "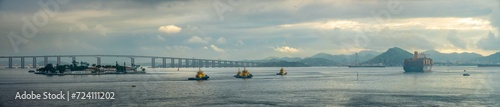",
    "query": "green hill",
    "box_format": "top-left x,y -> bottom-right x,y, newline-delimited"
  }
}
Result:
478,52 -> 500,63
363,47 -> 413,66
